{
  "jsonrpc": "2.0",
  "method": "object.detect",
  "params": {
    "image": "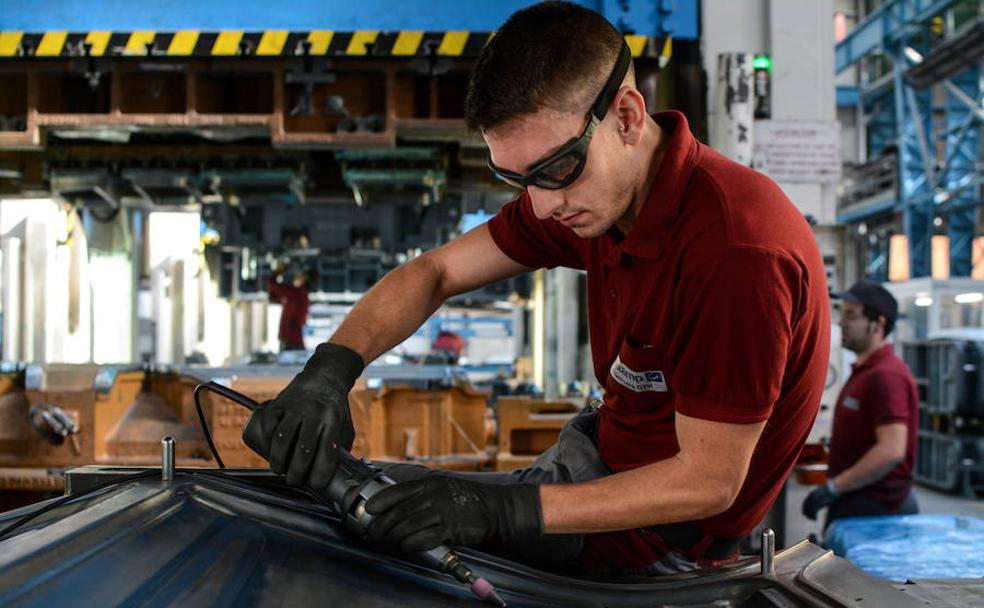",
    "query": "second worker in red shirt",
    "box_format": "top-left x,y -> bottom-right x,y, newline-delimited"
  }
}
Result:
803,281 -> 919,529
